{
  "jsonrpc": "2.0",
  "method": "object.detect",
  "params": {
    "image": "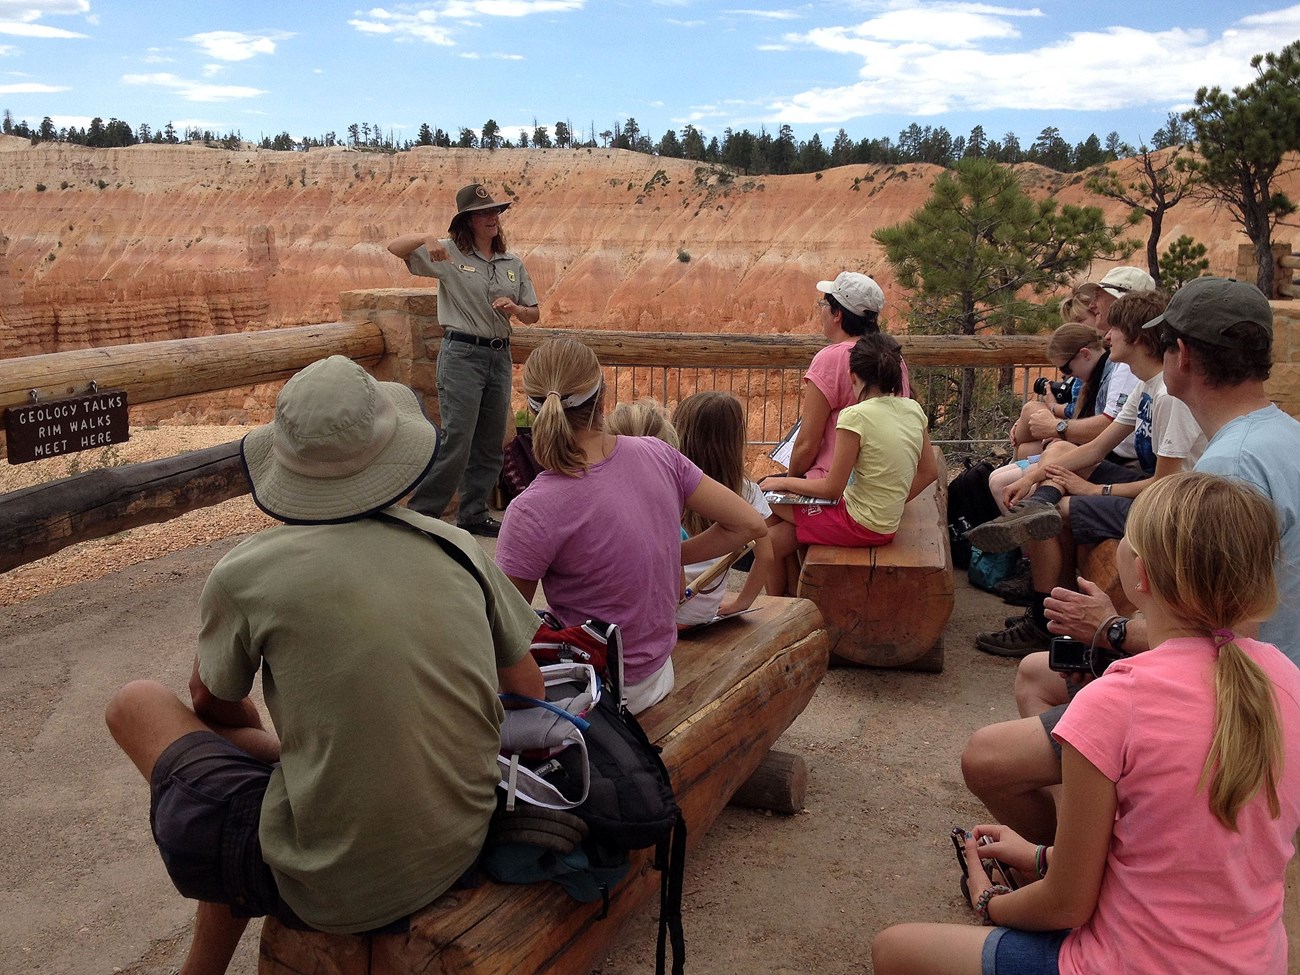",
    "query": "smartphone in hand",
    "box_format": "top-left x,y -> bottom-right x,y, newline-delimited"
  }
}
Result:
950,827 -> 1020,890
